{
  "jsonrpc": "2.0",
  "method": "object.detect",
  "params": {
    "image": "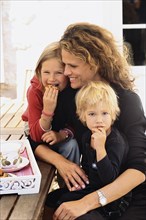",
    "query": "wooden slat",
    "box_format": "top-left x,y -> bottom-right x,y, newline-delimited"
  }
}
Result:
0,196 -> 18,220
1,102 -> 24,128
8,134 -> 24,140
5,108 -> 24,128
17,120 -> 25,128
0,102 -> 15,119
1,127 -> 24,135
0,134 -> 10,140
